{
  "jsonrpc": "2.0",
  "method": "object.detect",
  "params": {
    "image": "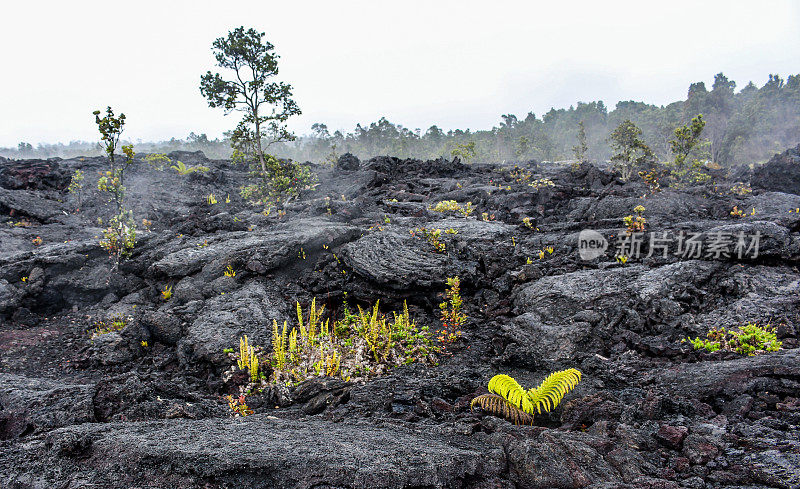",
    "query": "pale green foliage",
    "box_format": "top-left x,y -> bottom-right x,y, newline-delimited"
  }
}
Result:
239,153 -> 316,205
667,114 -> 711,185
144,153 -> 171,170
229,298 -> 437,390
67,169 -> 85,209
92,107 -> 137,259
685,323 -> 782,356
609,120 -> 656,181
170,160 -> 209,175
429,200 -> 474,217
451,141 -> 476,163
